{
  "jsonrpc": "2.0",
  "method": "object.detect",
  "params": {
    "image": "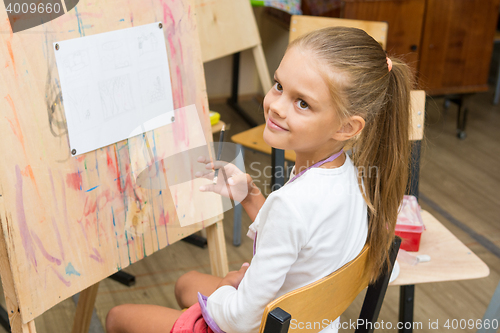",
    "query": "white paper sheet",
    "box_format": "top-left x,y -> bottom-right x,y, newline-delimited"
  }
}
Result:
54,22 -> 174,156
